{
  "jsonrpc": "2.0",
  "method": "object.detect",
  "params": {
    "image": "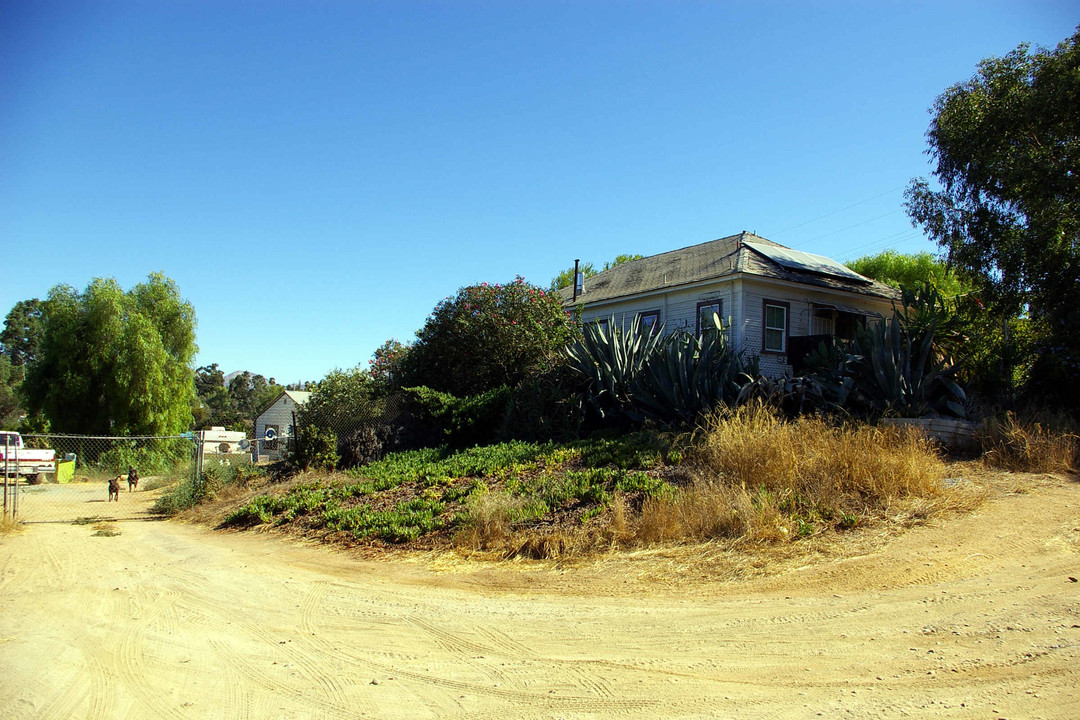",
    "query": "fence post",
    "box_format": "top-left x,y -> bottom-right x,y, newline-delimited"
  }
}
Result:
194,431 -> 205,490
12,436 -> 18,520
3,433 -> 8,520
